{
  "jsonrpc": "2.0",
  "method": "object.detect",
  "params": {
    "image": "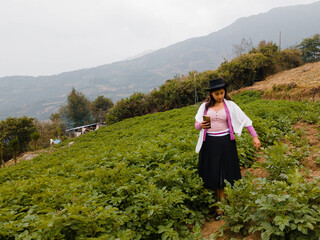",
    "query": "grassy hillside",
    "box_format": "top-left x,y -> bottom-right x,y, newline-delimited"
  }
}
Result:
237,61 -> 320,102
0,91 -> 319,239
